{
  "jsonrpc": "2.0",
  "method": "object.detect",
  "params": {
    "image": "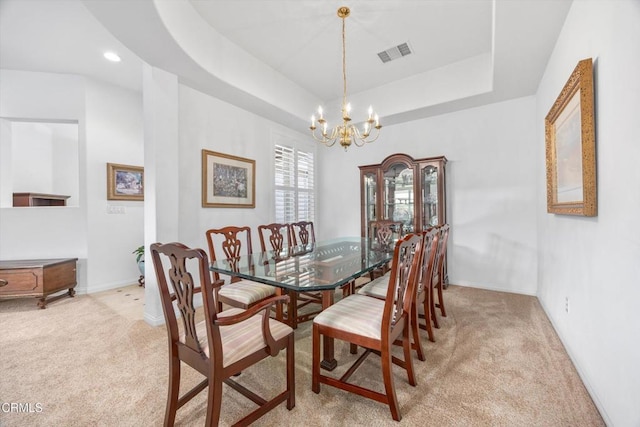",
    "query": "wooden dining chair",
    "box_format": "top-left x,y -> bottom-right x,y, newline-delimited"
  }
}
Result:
357,228 -> 439,359
150,242 -> 295,426
312,233 -> 423,421
430,224 -> 450,329
289,221 -> 315,246
259,221 -> 325,328
257,222 -> 290,254
368,220 -> 404,279
205,226 -> 276,312
414,228 -> 439,344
